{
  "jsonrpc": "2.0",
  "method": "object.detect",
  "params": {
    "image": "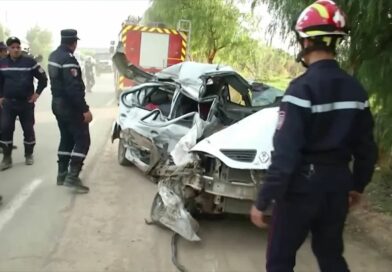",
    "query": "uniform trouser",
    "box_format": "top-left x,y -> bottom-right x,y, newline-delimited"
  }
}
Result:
52,97 -> 90,169
0,99 -> 35,156
54,116 -> 90,170
0,106 -> 2,133
266,192 -> 349,272
0,106 -> 2,150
